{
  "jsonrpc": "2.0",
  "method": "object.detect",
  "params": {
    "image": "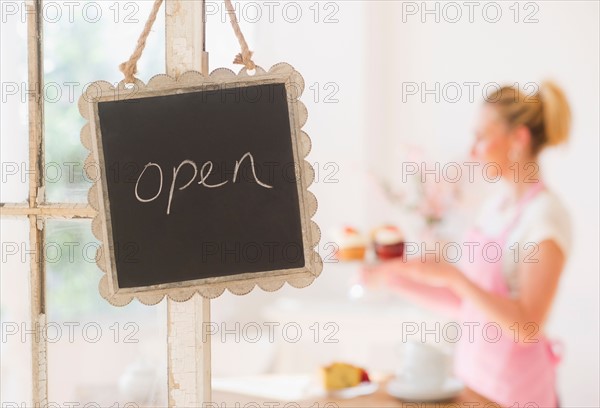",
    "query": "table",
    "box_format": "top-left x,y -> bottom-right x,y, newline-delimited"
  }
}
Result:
212,377 -> 496,407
